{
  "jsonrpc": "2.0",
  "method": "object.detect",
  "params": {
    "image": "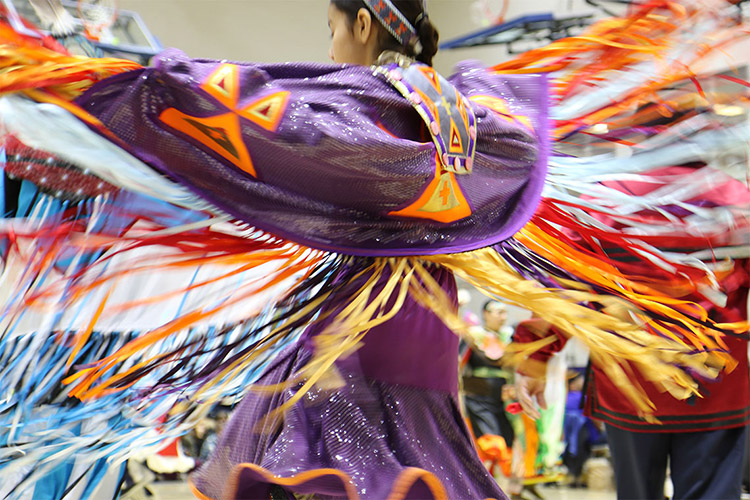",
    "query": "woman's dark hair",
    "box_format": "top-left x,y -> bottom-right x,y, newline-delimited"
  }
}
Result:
330,0 -> 439,66
482,300 -> 505,313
